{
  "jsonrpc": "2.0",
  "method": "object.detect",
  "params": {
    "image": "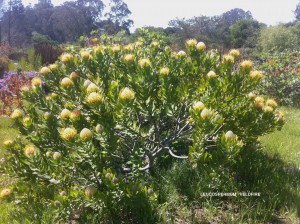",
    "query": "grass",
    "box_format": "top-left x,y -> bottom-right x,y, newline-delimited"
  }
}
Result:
0,107 -> 300,223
